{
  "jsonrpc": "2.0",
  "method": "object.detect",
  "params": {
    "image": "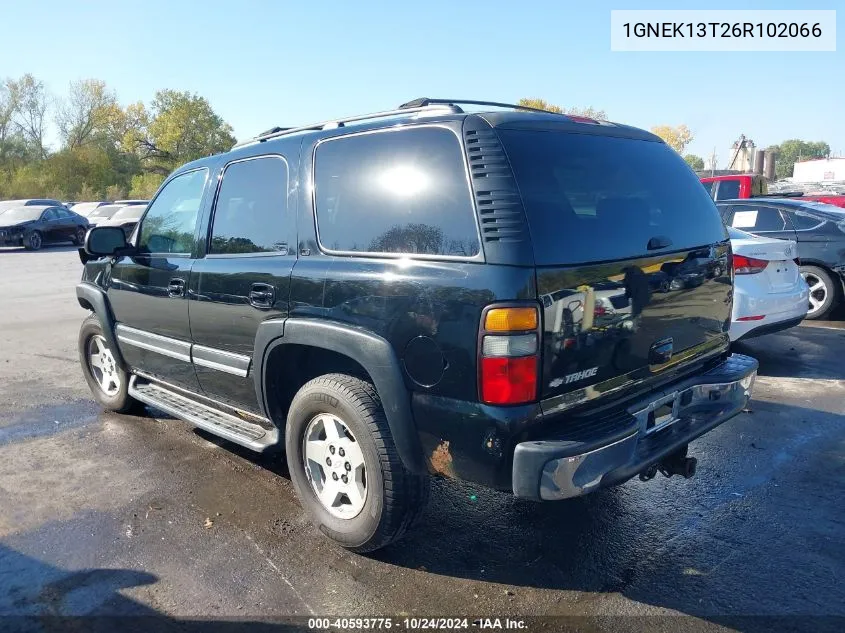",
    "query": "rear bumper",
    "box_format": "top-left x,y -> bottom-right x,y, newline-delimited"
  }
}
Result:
512,353 -> 758,500
729,282 -> 808,341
